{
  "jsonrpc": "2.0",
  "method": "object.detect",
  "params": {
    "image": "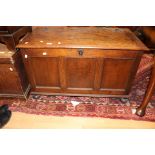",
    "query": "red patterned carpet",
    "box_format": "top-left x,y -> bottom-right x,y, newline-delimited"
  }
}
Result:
0,54 -> 155,122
